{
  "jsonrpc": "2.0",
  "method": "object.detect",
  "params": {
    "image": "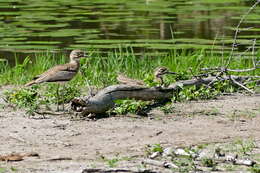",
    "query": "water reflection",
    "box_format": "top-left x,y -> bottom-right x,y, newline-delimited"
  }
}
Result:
0,0 -> 259,62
